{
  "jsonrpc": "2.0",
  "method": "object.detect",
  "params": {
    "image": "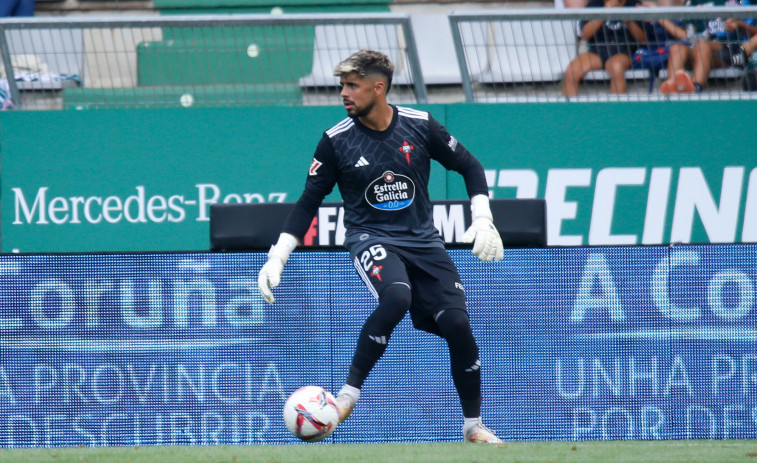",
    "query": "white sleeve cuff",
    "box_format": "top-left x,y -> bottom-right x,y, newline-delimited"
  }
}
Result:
268,233 -> 299,264
470,194 -> 493,221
